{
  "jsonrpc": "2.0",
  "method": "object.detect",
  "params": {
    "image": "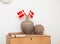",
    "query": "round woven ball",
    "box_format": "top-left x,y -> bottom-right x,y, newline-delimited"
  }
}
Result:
34,25 -> 44,35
